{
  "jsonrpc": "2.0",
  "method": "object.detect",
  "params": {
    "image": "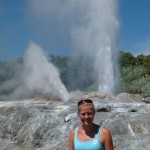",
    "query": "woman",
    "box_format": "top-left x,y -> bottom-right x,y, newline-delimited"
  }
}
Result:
68,99 -> 113,150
